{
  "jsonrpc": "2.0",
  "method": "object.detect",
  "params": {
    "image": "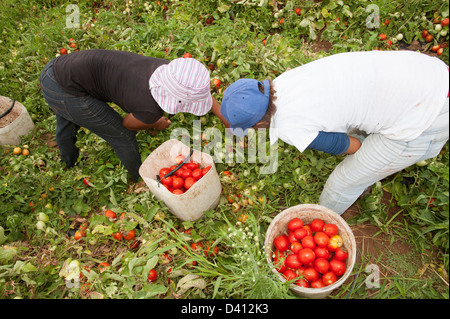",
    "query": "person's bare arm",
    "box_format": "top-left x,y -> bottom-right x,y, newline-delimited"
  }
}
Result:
122,113 -> 171,132
343,136 -> 362,154
210,98 -> 230,128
